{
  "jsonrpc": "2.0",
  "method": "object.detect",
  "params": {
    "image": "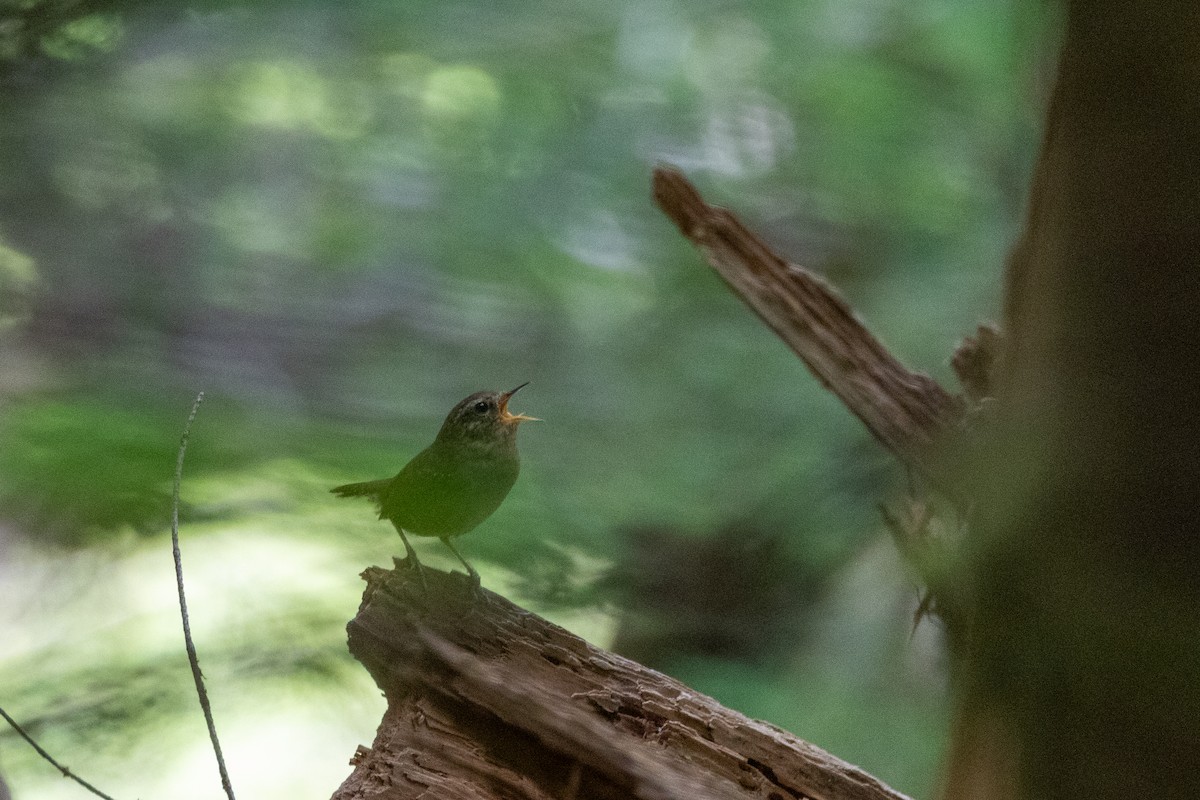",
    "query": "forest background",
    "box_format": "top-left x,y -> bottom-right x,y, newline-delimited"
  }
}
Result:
0,2 -> 1050,798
